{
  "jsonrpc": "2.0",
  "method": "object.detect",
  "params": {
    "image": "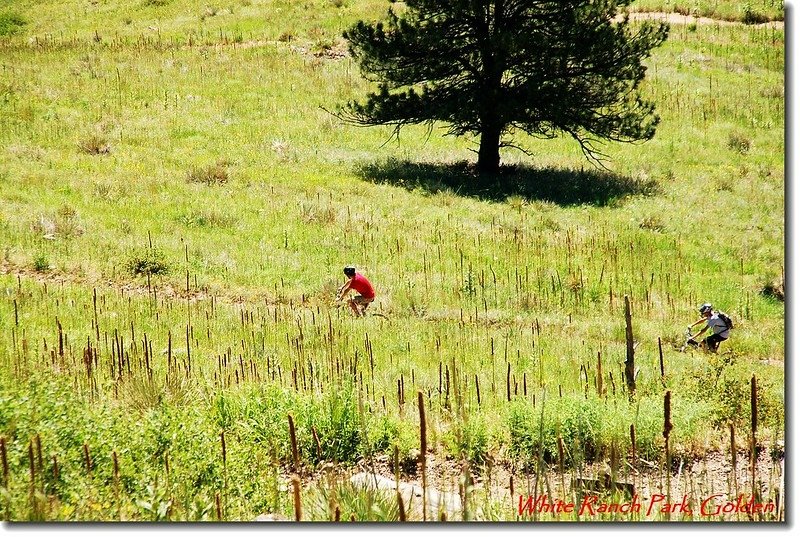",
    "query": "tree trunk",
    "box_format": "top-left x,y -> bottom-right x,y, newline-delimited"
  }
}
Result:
477,126 -> 501,174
